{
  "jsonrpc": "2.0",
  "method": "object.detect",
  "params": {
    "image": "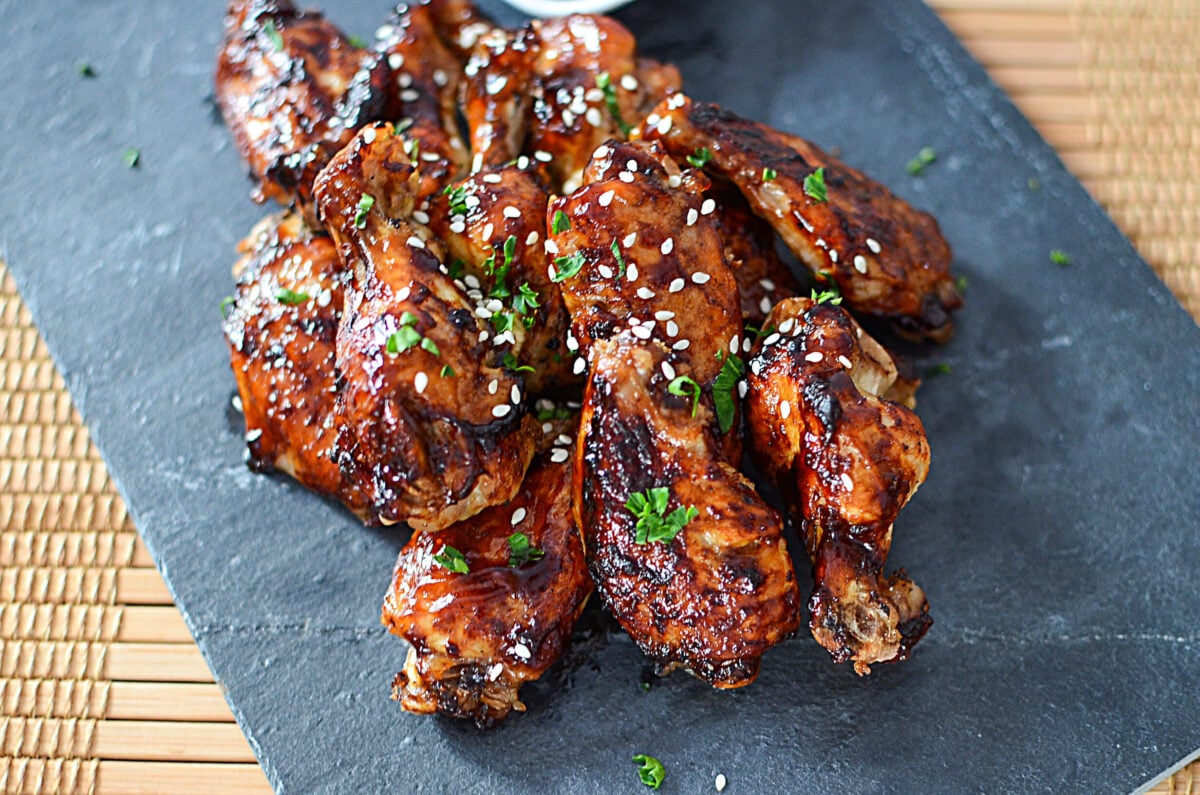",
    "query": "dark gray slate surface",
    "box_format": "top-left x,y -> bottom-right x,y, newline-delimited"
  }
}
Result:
2,1 -> 1198,792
